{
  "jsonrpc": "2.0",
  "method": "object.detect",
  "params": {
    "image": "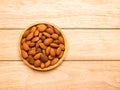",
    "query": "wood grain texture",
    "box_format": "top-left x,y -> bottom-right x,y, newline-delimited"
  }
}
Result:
0,29 -> 120,60
0,61 -> 120,90
0,0 -> 120,28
